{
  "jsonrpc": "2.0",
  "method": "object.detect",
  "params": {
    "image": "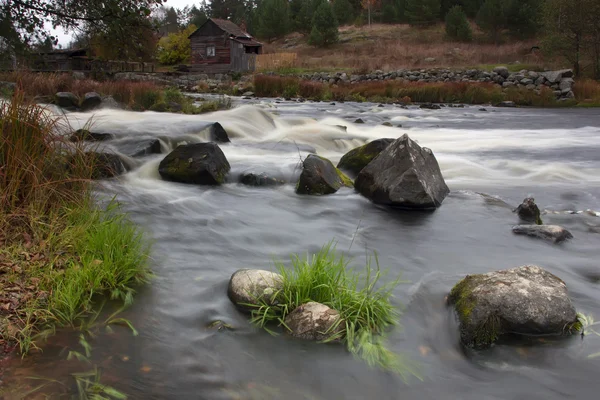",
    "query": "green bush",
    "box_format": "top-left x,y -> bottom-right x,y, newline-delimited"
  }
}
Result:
445,6 -> 473,42
157,24 -> 197,65
309,2 -> 339,47
332,0 -> 354,25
